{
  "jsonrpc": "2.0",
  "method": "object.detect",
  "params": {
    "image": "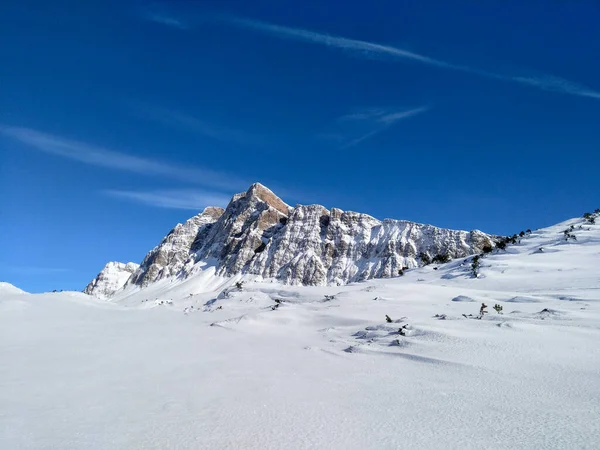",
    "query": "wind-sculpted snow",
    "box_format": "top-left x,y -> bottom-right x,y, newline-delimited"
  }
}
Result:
86,183 -> 494,296
83,262 -> 139,299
